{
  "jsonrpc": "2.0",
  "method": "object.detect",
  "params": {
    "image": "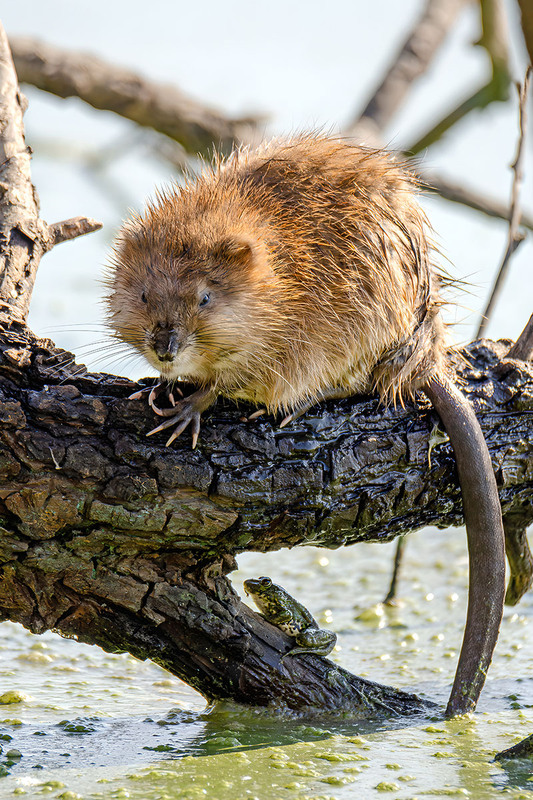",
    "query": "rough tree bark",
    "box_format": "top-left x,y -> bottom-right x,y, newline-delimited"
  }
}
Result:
0,22 -> 532,718
0,325 -> 532,715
